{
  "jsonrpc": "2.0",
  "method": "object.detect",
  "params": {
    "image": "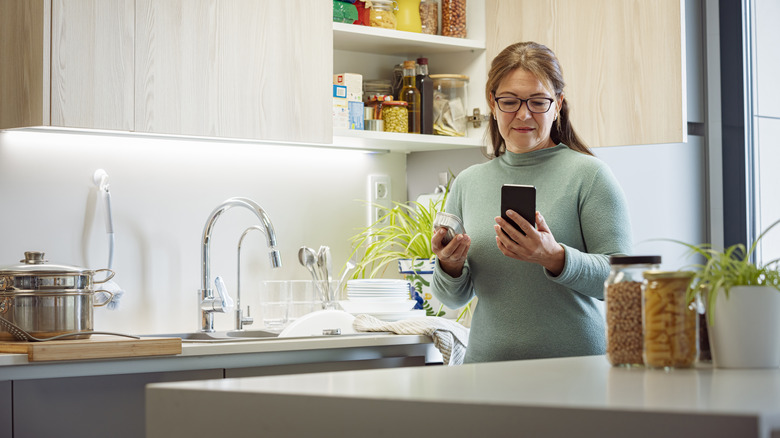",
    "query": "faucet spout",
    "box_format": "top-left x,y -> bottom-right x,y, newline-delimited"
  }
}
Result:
200,197 -> 281,332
